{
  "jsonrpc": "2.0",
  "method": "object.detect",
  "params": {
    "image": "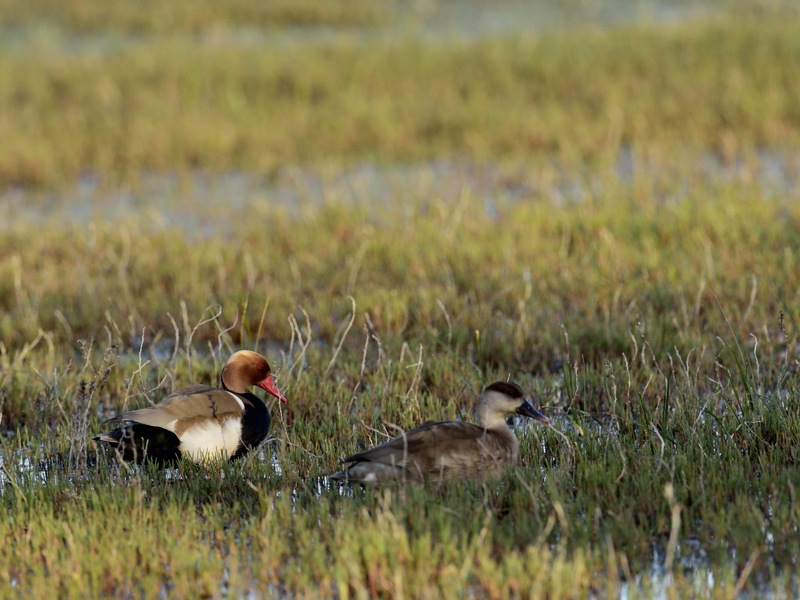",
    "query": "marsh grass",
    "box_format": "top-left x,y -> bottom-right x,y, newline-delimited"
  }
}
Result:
3,3 -> 800,597
1,14 -> 799,186
3,172 -> 800,595
0,0 -> 385,32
